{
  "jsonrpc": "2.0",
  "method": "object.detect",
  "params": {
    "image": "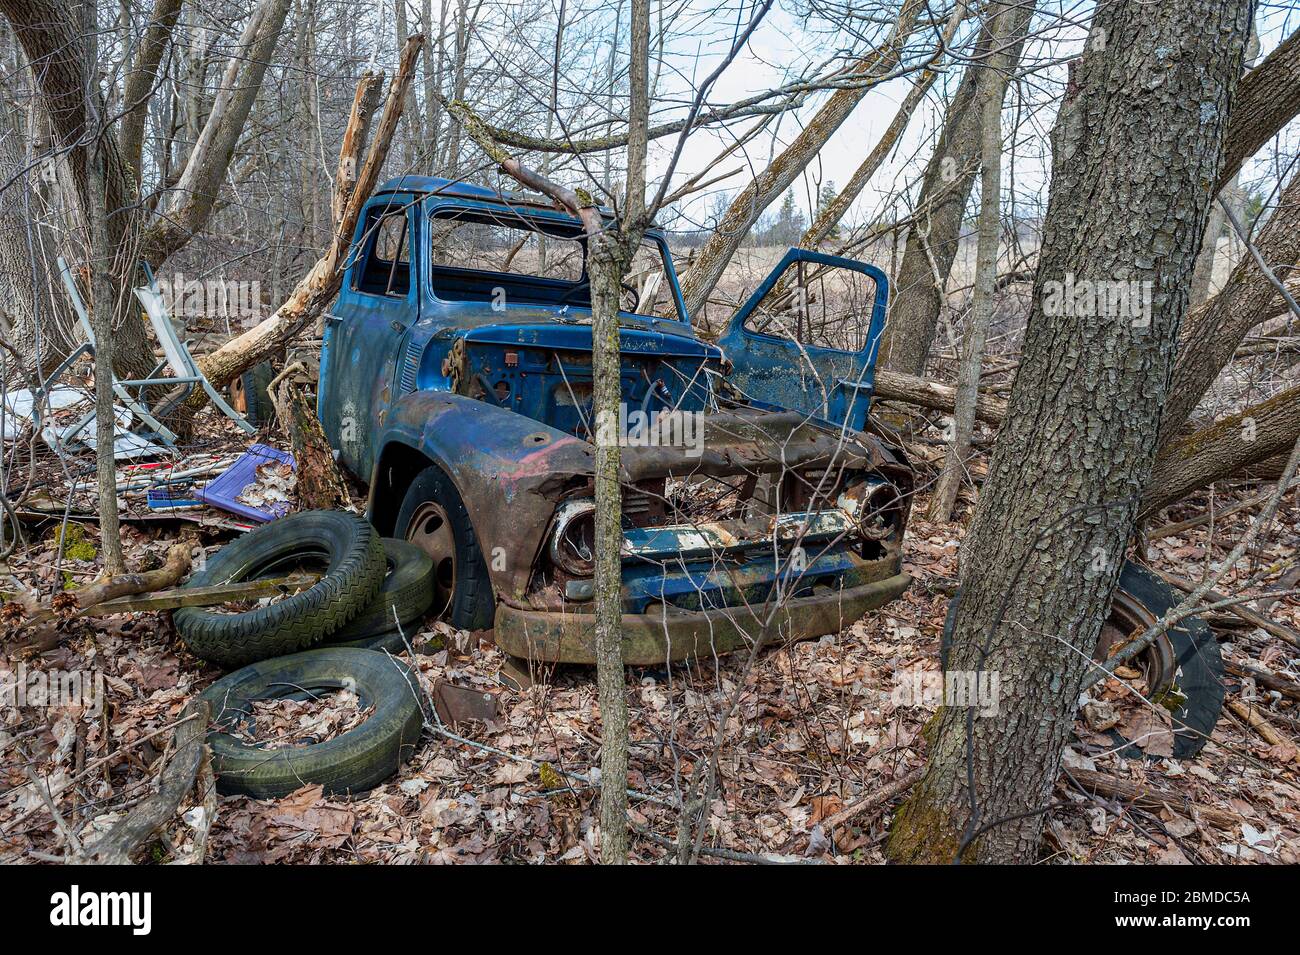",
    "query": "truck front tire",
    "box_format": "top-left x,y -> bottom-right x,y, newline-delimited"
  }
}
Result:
395,465 -> 495,631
